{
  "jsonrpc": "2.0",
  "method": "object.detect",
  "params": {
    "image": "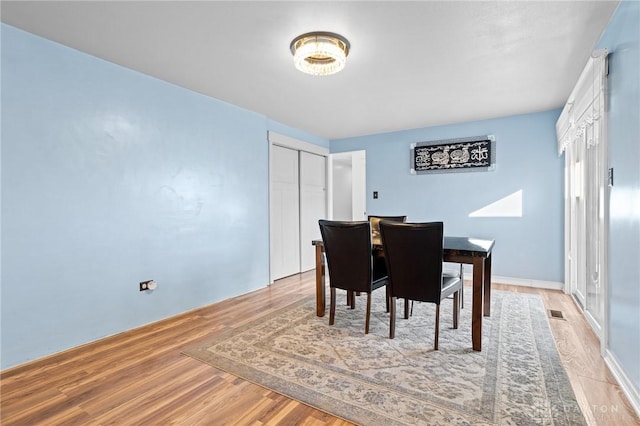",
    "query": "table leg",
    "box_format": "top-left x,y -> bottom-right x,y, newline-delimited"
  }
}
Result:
315,244 -> 326,317
472,257 -> 485,351
483,254 -> 492,317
